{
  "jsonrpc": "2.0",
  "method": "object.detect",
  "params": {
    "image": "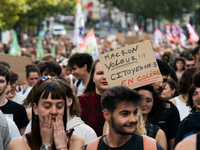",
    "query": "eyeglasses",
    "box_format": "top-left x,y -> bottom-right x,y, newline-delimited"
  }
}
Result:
186,64 -> 195,67
38,76 -> 52,87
